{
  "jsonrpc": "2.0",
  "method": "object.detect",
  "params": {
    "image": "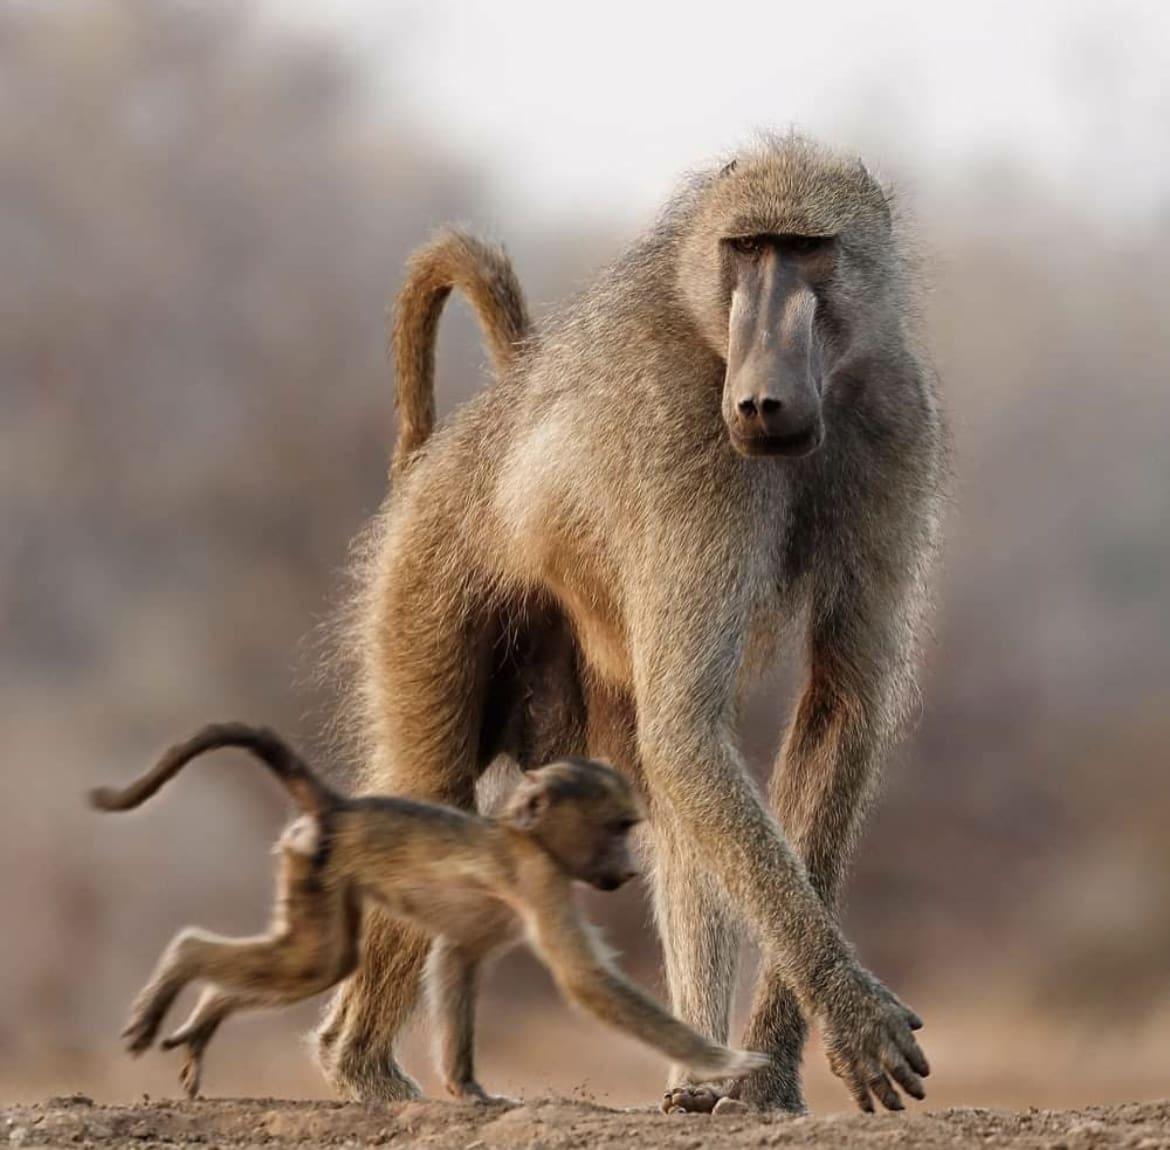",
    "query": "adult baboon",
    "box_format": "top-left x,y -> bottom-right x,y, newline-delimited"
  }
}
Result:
321,134 -> 945,1114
